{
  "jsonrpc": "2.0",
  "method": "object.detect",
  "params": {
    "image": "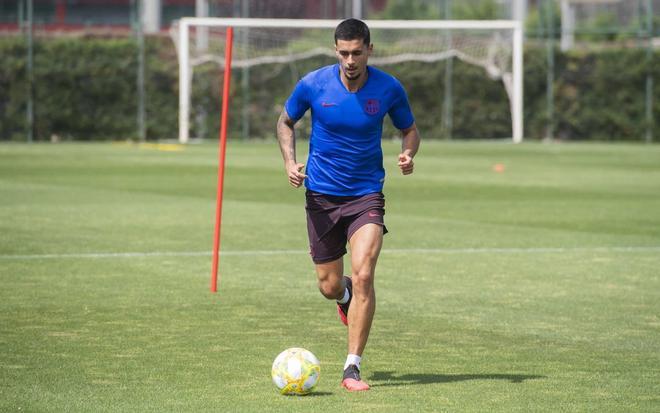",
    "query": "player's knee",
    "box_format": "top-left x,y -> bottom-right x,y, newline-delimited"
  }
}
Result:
318,278 -> 343,300
351,270 -> 374,296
